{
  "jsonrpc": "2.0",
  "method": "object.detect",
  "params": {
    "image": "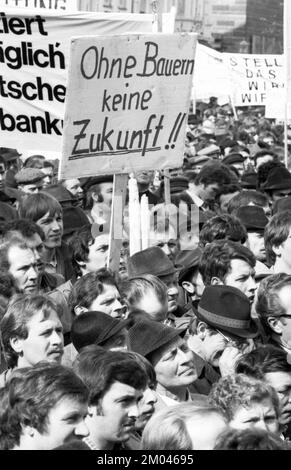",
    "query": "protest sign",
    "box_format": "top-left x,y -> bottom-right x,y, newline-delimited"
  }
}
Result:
60,33 -> 197,179
224,53 -> 284,107
0,8 -> 153,151
193,44 -> 230,104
